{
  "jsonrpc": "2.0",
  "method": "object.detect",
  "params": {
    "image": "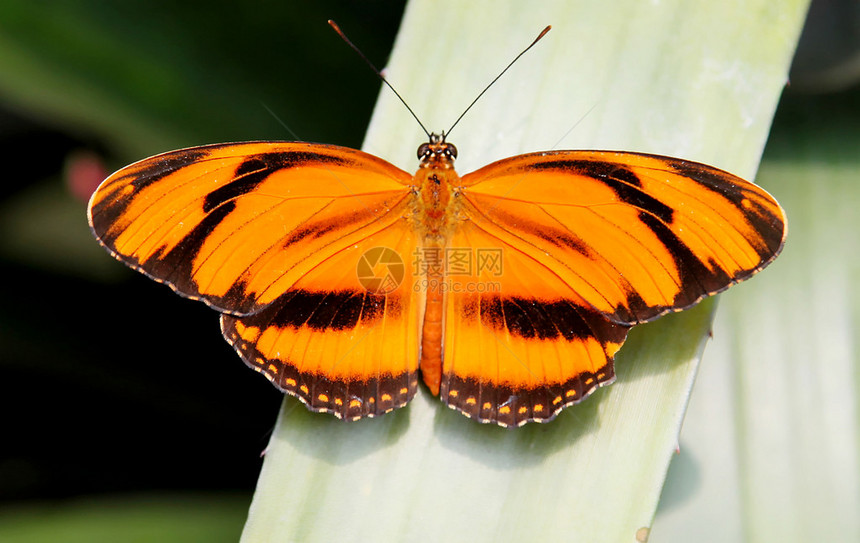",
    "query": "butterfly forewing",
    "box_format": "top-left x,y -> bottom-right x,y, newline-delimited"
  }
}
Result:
88,142 -> 413,316
459,150 -> 786,325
